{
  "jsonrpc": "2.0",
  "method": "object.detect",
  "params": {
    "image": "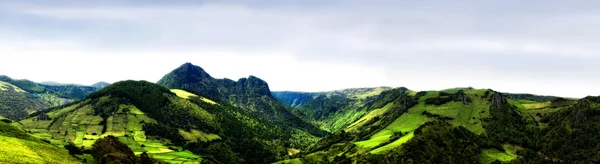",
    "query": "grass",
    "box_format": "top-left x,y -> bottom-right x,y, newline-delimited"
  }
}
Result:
151,150 -> 201,164
0,122 -> 80,164
274,158 -> 303,164
522,102 -> 551,109
171,89 -> 218,105
370,132 -> 415,154
178,129 -> 221,142
346,103 -> 394,132
0,136 -> 81,164
480,144 -> 522,164
17,95 -> 209,164
0,80 -> 25,92
354,89 -> 492,153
